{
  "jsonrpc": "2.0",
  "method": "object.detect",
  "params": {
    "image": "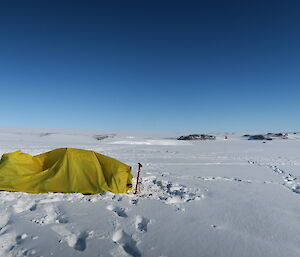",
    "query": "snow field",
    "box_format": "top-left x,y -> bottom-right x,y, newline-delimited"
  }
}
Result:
0,128 -> 300,257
